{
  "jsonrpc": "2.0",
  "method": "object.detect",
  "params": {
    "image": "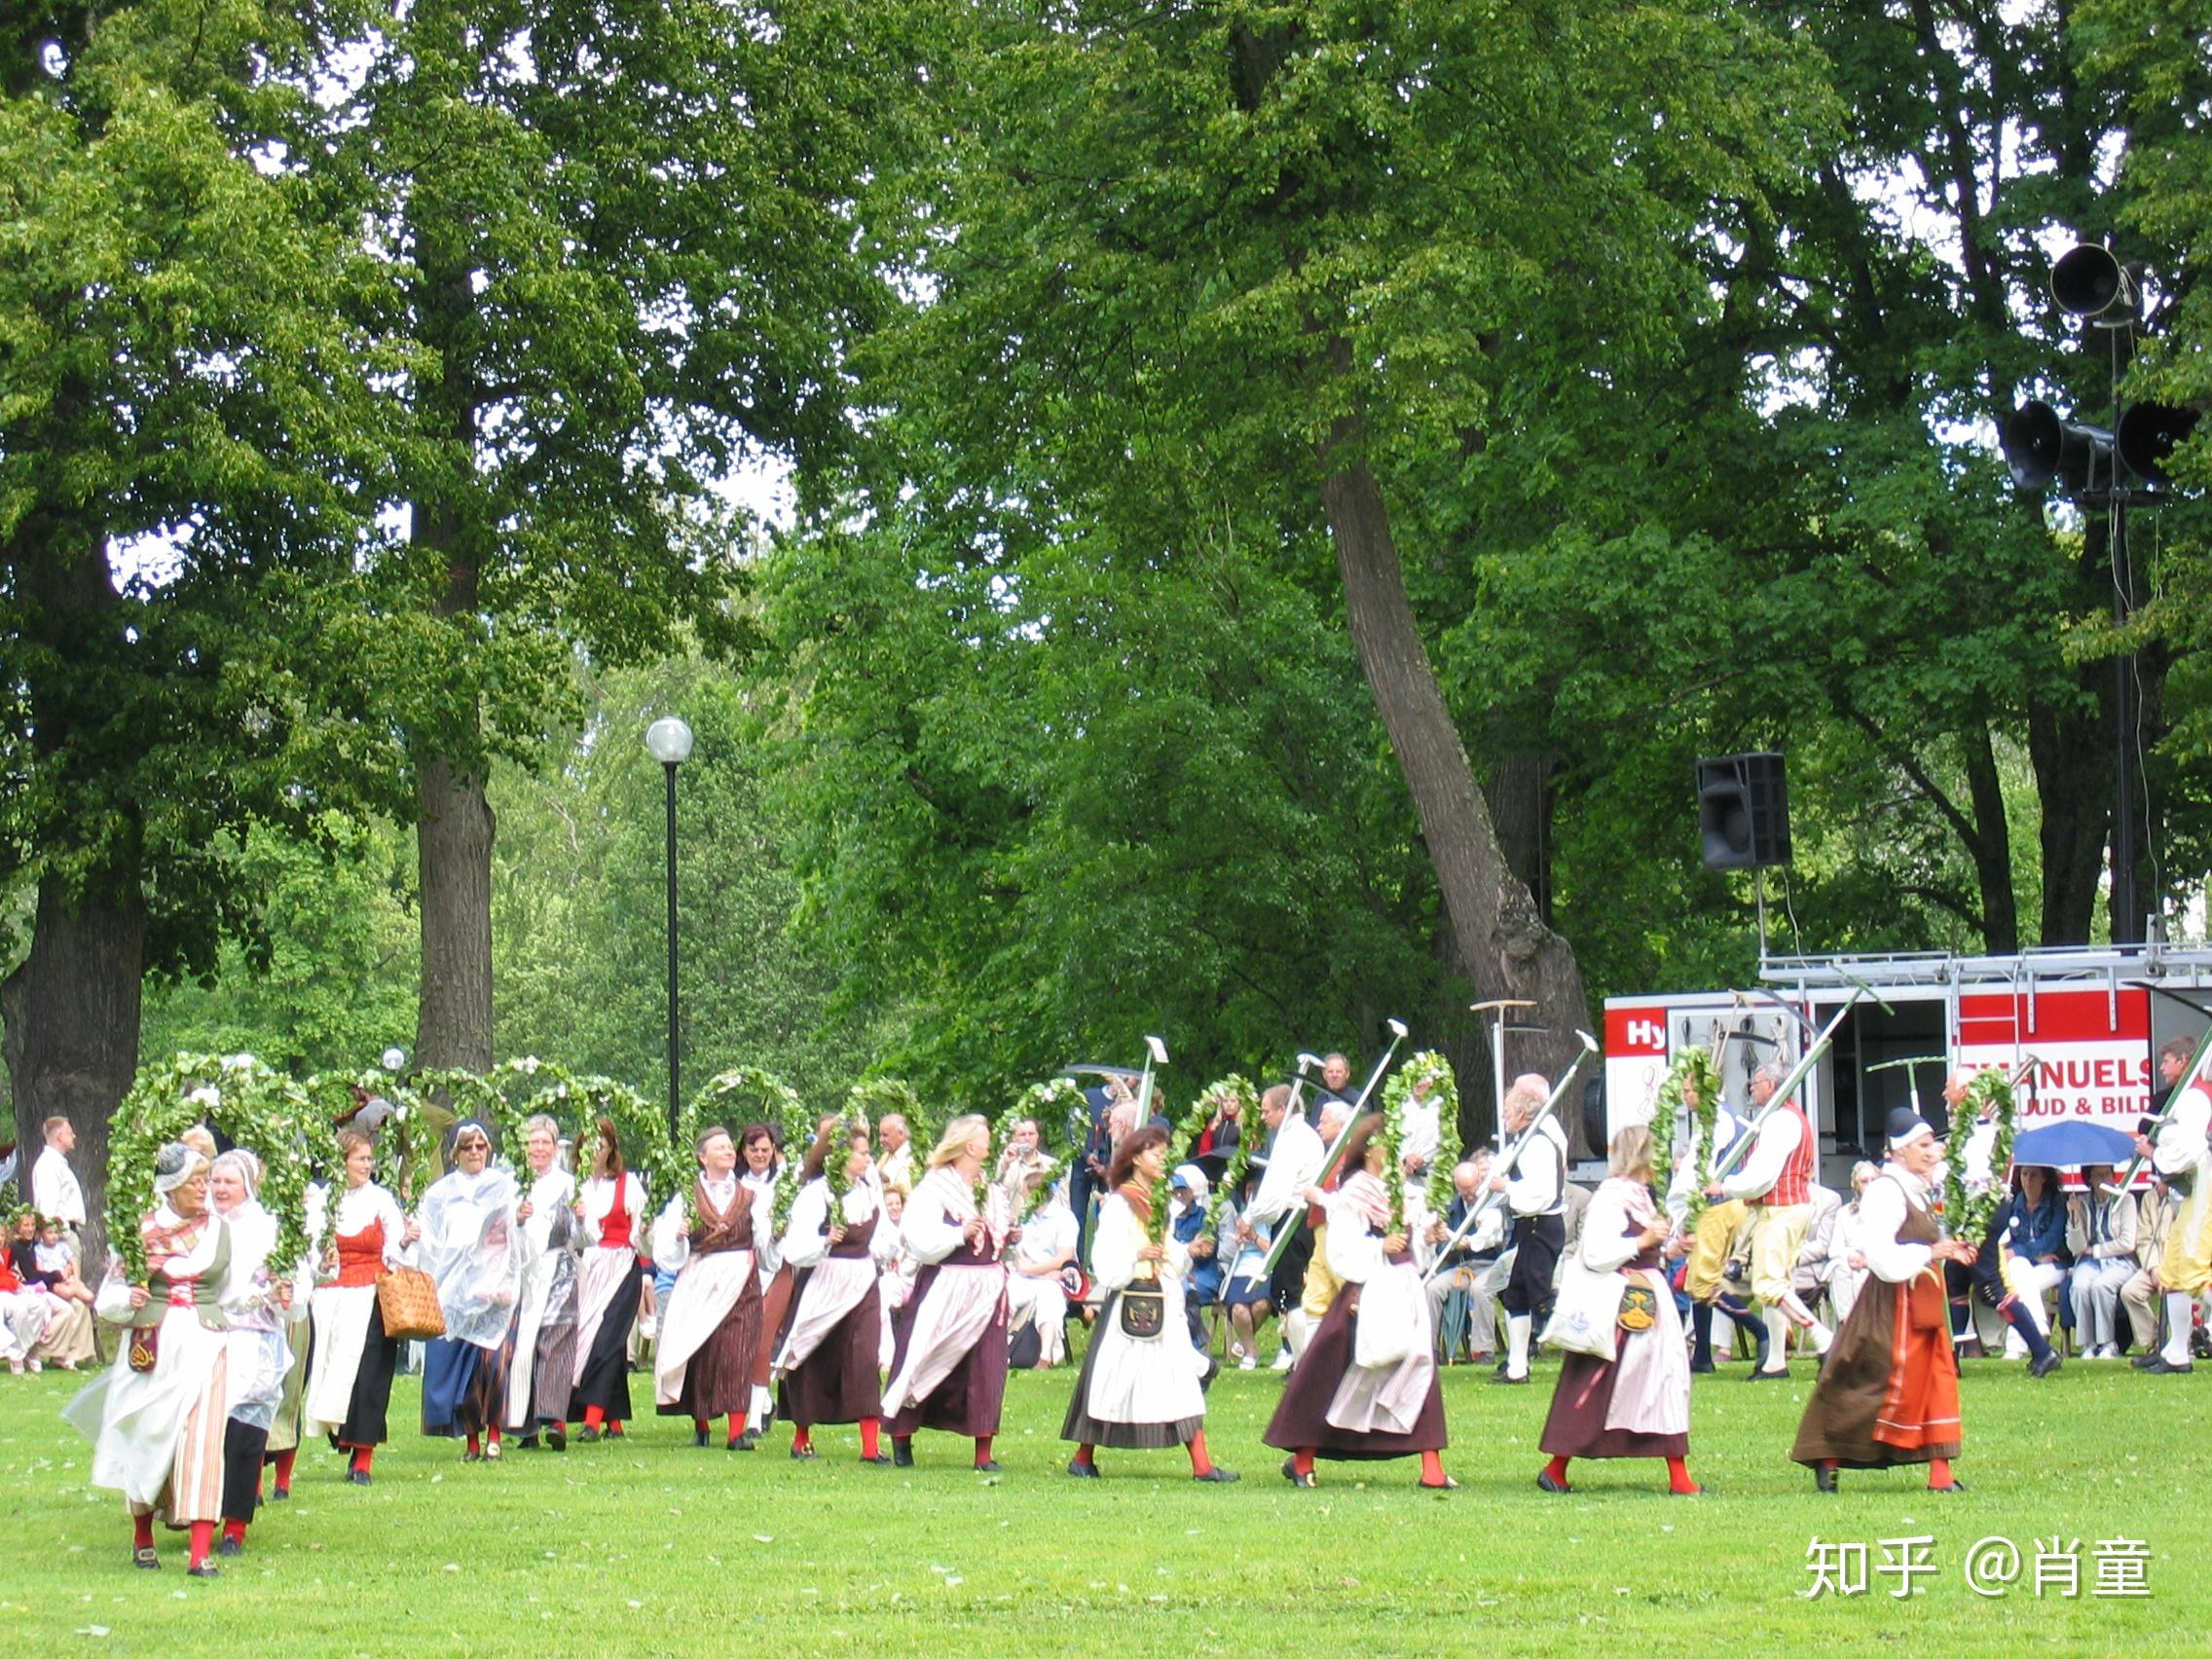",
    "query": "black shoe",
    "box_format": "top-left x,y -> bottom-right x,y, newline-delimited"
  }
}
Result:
1287,1469 -> 1317,1490
517,1434 -> 539,1451
546,1427 -> 567,1452
347,1469 -> 371,1486
892,1442 -> 914,1468
578,1426 -> 602,1444
863,1452 -> 893,1466
186,1563 -> 221,1579
1491,1371 -> 1530,1385
1536,1470 -> 1571,1494
132,1547 -> 160,1569
2029,1350 -> 2063,1379
214,1536 -> 241,1558
1930,1479 -> 1969,1493
974,1458 -> 1003,1473
1067,1458 -> 1101,1479
1746,1366 -> 1790,1382
790,1444 -> 819,1460
726,1435 -> 750,1452
2140,1355 -> 2194,1375
1689,1357 -> 1716,1374
734,1428 -> 760,1451
269,1487 -> 289,1501
2131,1350 -> 2159,1369
1194,1466 -> 1239,1483
1418,1475 -> 1459,1491
1814,1465 -> 1838,1493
